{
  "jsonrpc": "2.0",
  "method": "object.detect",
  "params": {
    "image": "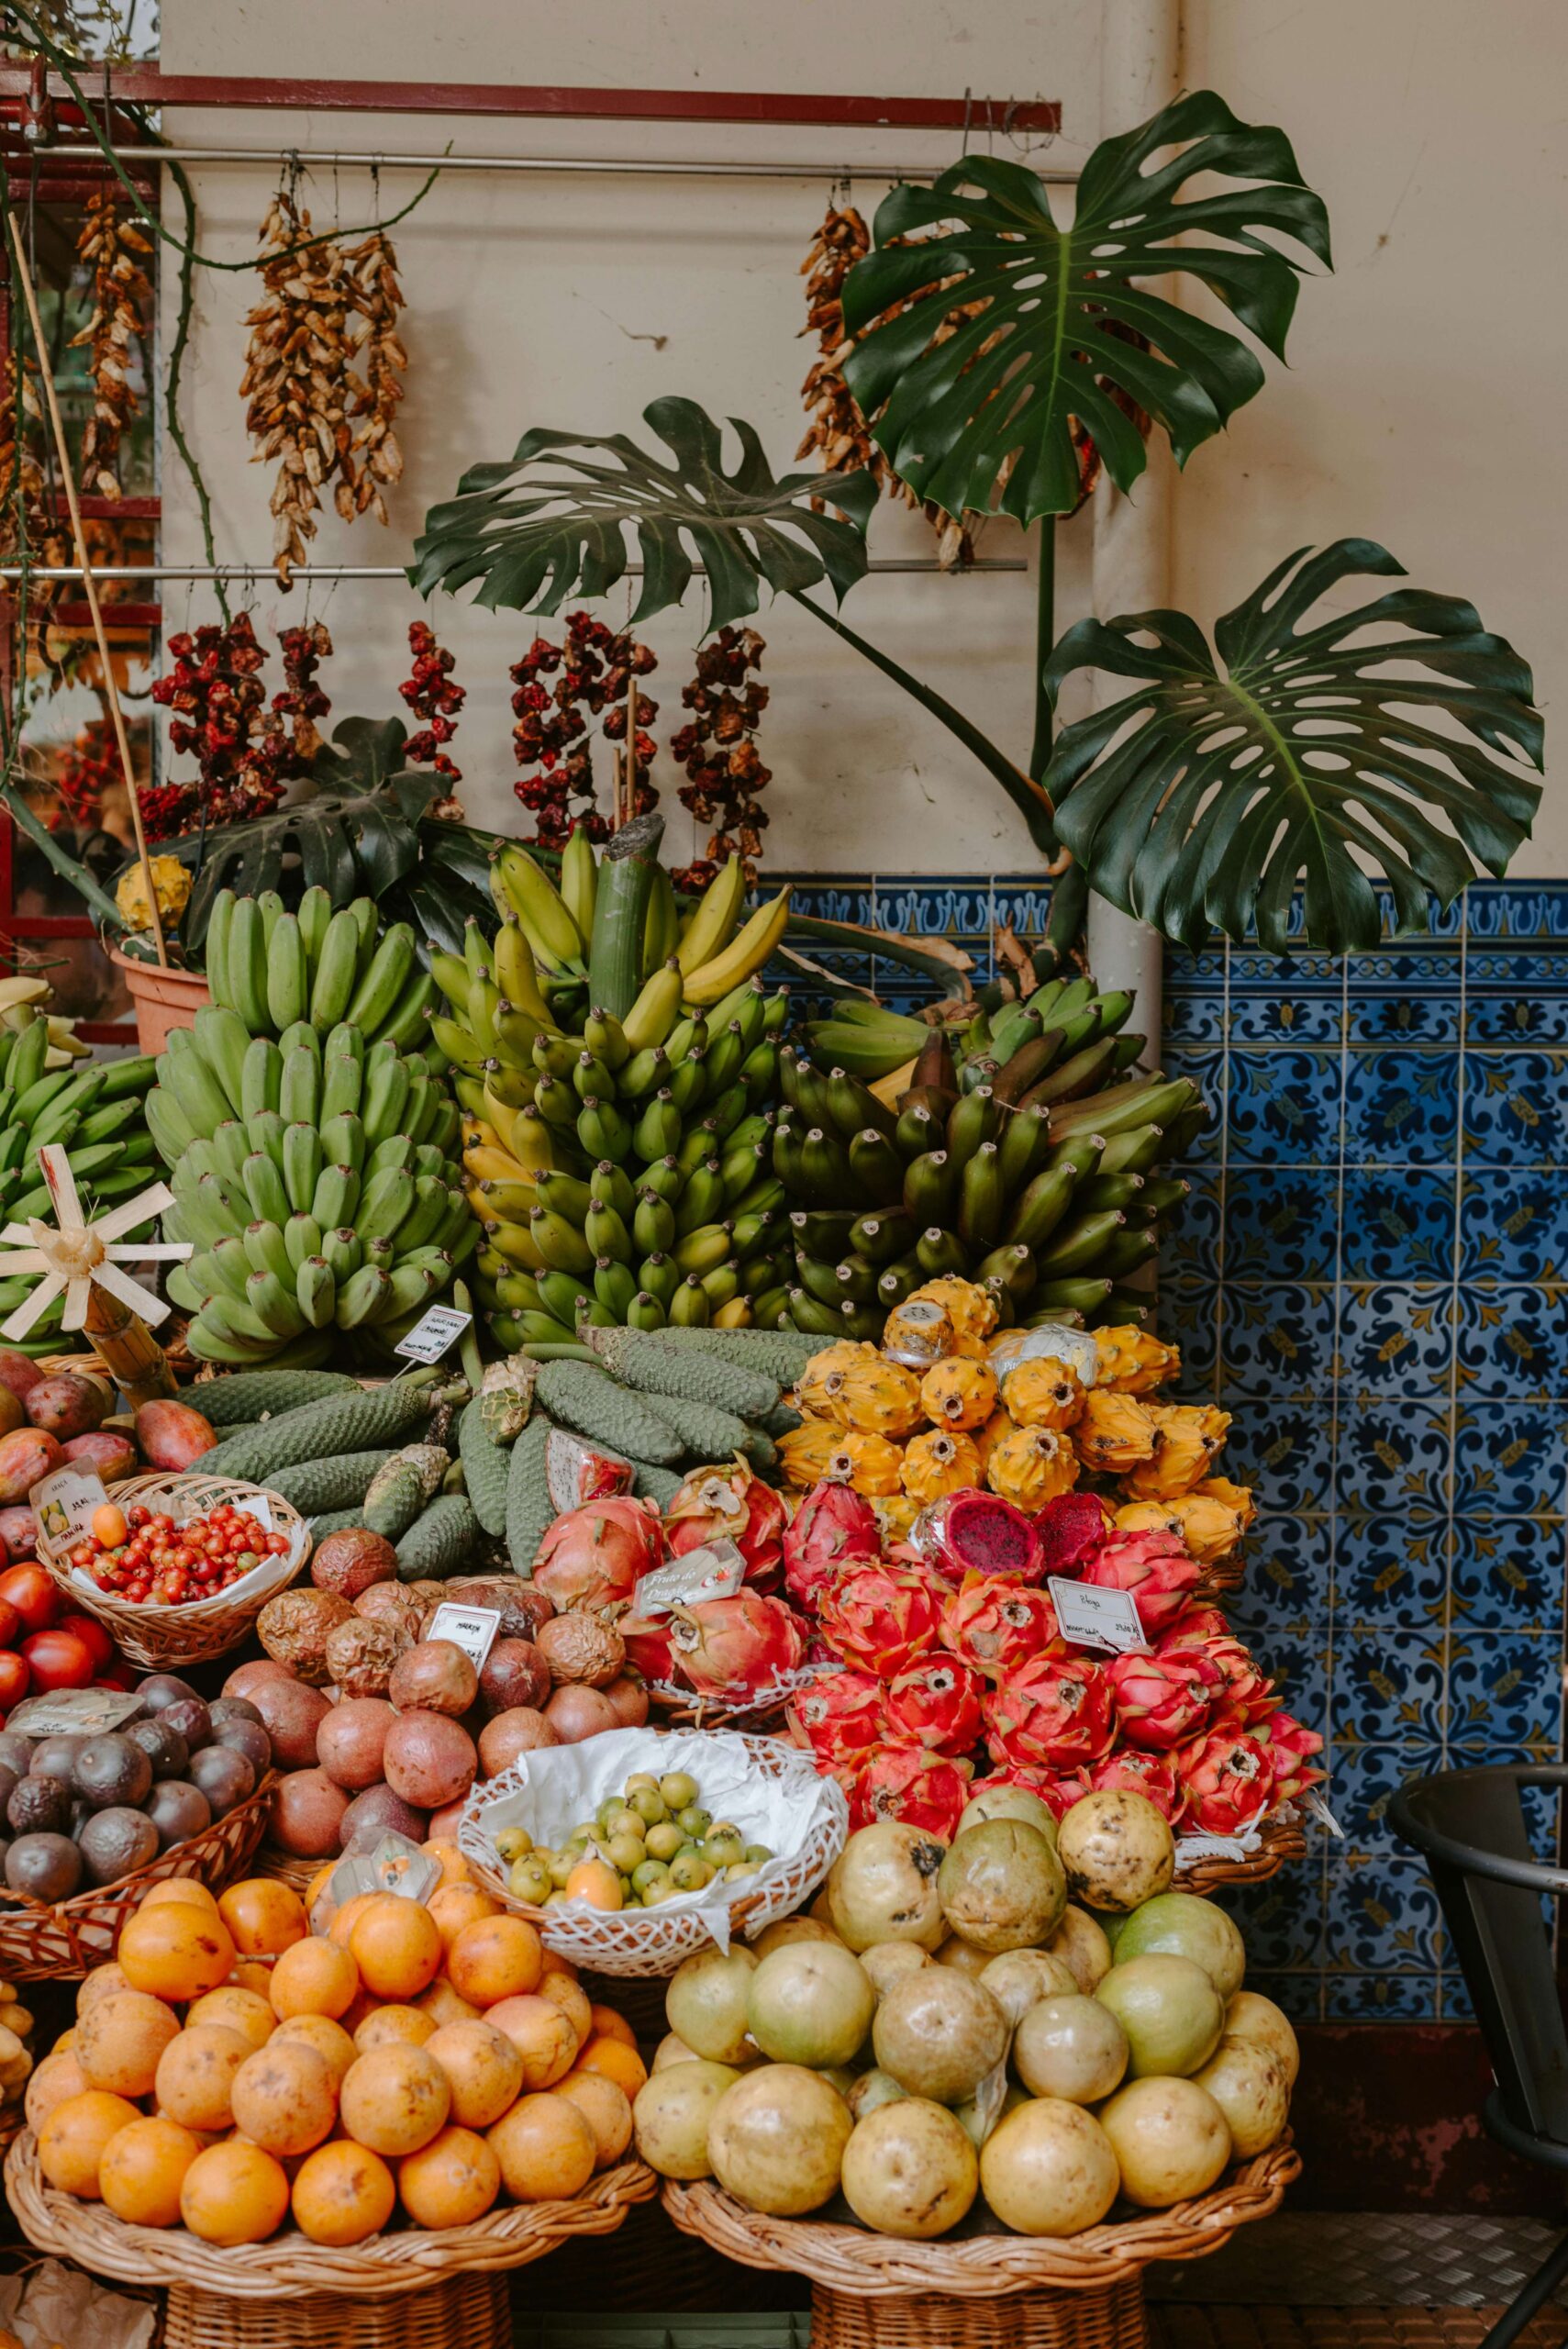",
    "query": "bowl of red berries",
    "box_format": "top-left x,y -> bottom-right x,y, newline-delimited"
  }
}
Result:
35,1473 -> 309,1670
